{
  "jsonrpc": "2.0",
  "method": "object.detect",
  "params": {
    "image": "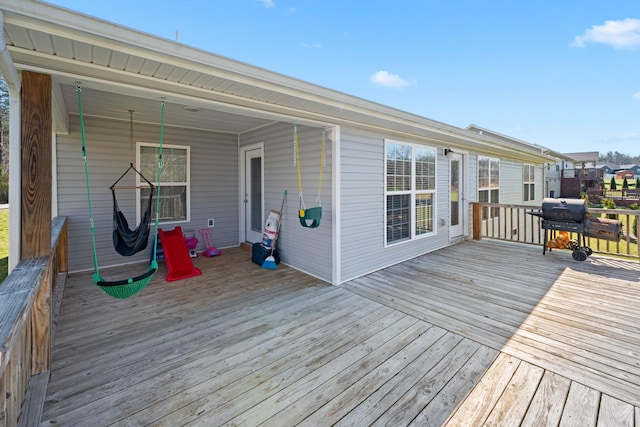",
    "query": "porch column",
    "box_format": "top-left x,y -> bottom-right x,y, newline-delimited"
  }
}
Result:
21,70 -> 52,374
472,202 -> 482,240
20,71 -> 51,259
